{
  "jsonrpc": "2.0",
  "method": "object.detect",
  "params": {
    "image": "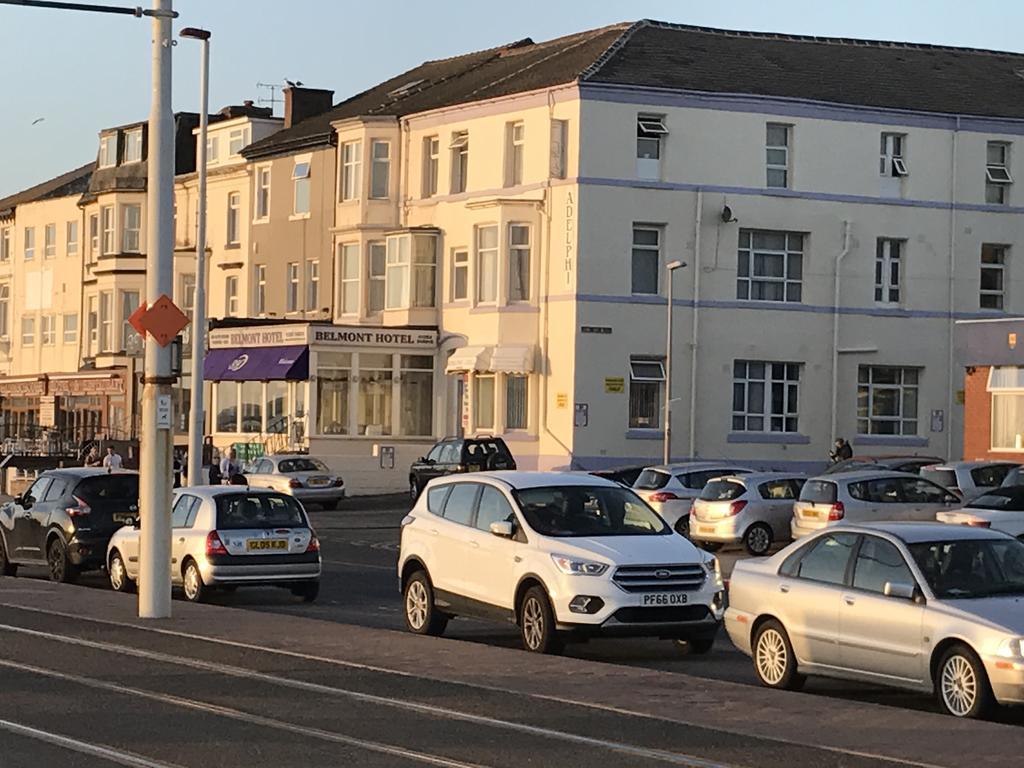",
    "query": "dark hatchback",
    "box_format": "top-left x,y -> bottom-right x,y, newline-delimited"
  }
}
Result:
408,436 -> 516,500
0,468 -> 139,582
